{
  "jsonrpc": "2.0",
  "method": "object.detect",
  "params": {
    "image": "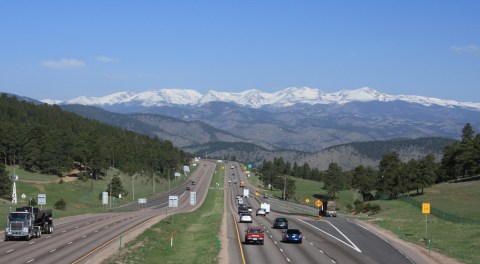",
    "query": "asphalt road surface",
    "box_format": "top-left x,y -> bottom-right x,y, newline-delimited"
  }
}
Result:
226,162 -> 415,264
0,160 -> 216,264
